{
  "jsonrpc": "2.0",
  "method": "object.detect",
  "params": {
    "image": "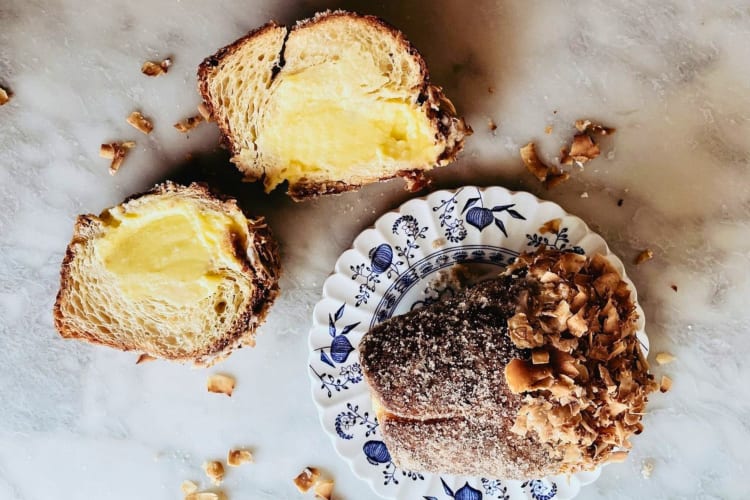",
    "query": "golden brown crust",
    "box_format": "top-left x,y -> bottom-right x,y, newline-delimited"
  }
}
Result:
196,10 -> 470,201
52,182 -> 281,366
